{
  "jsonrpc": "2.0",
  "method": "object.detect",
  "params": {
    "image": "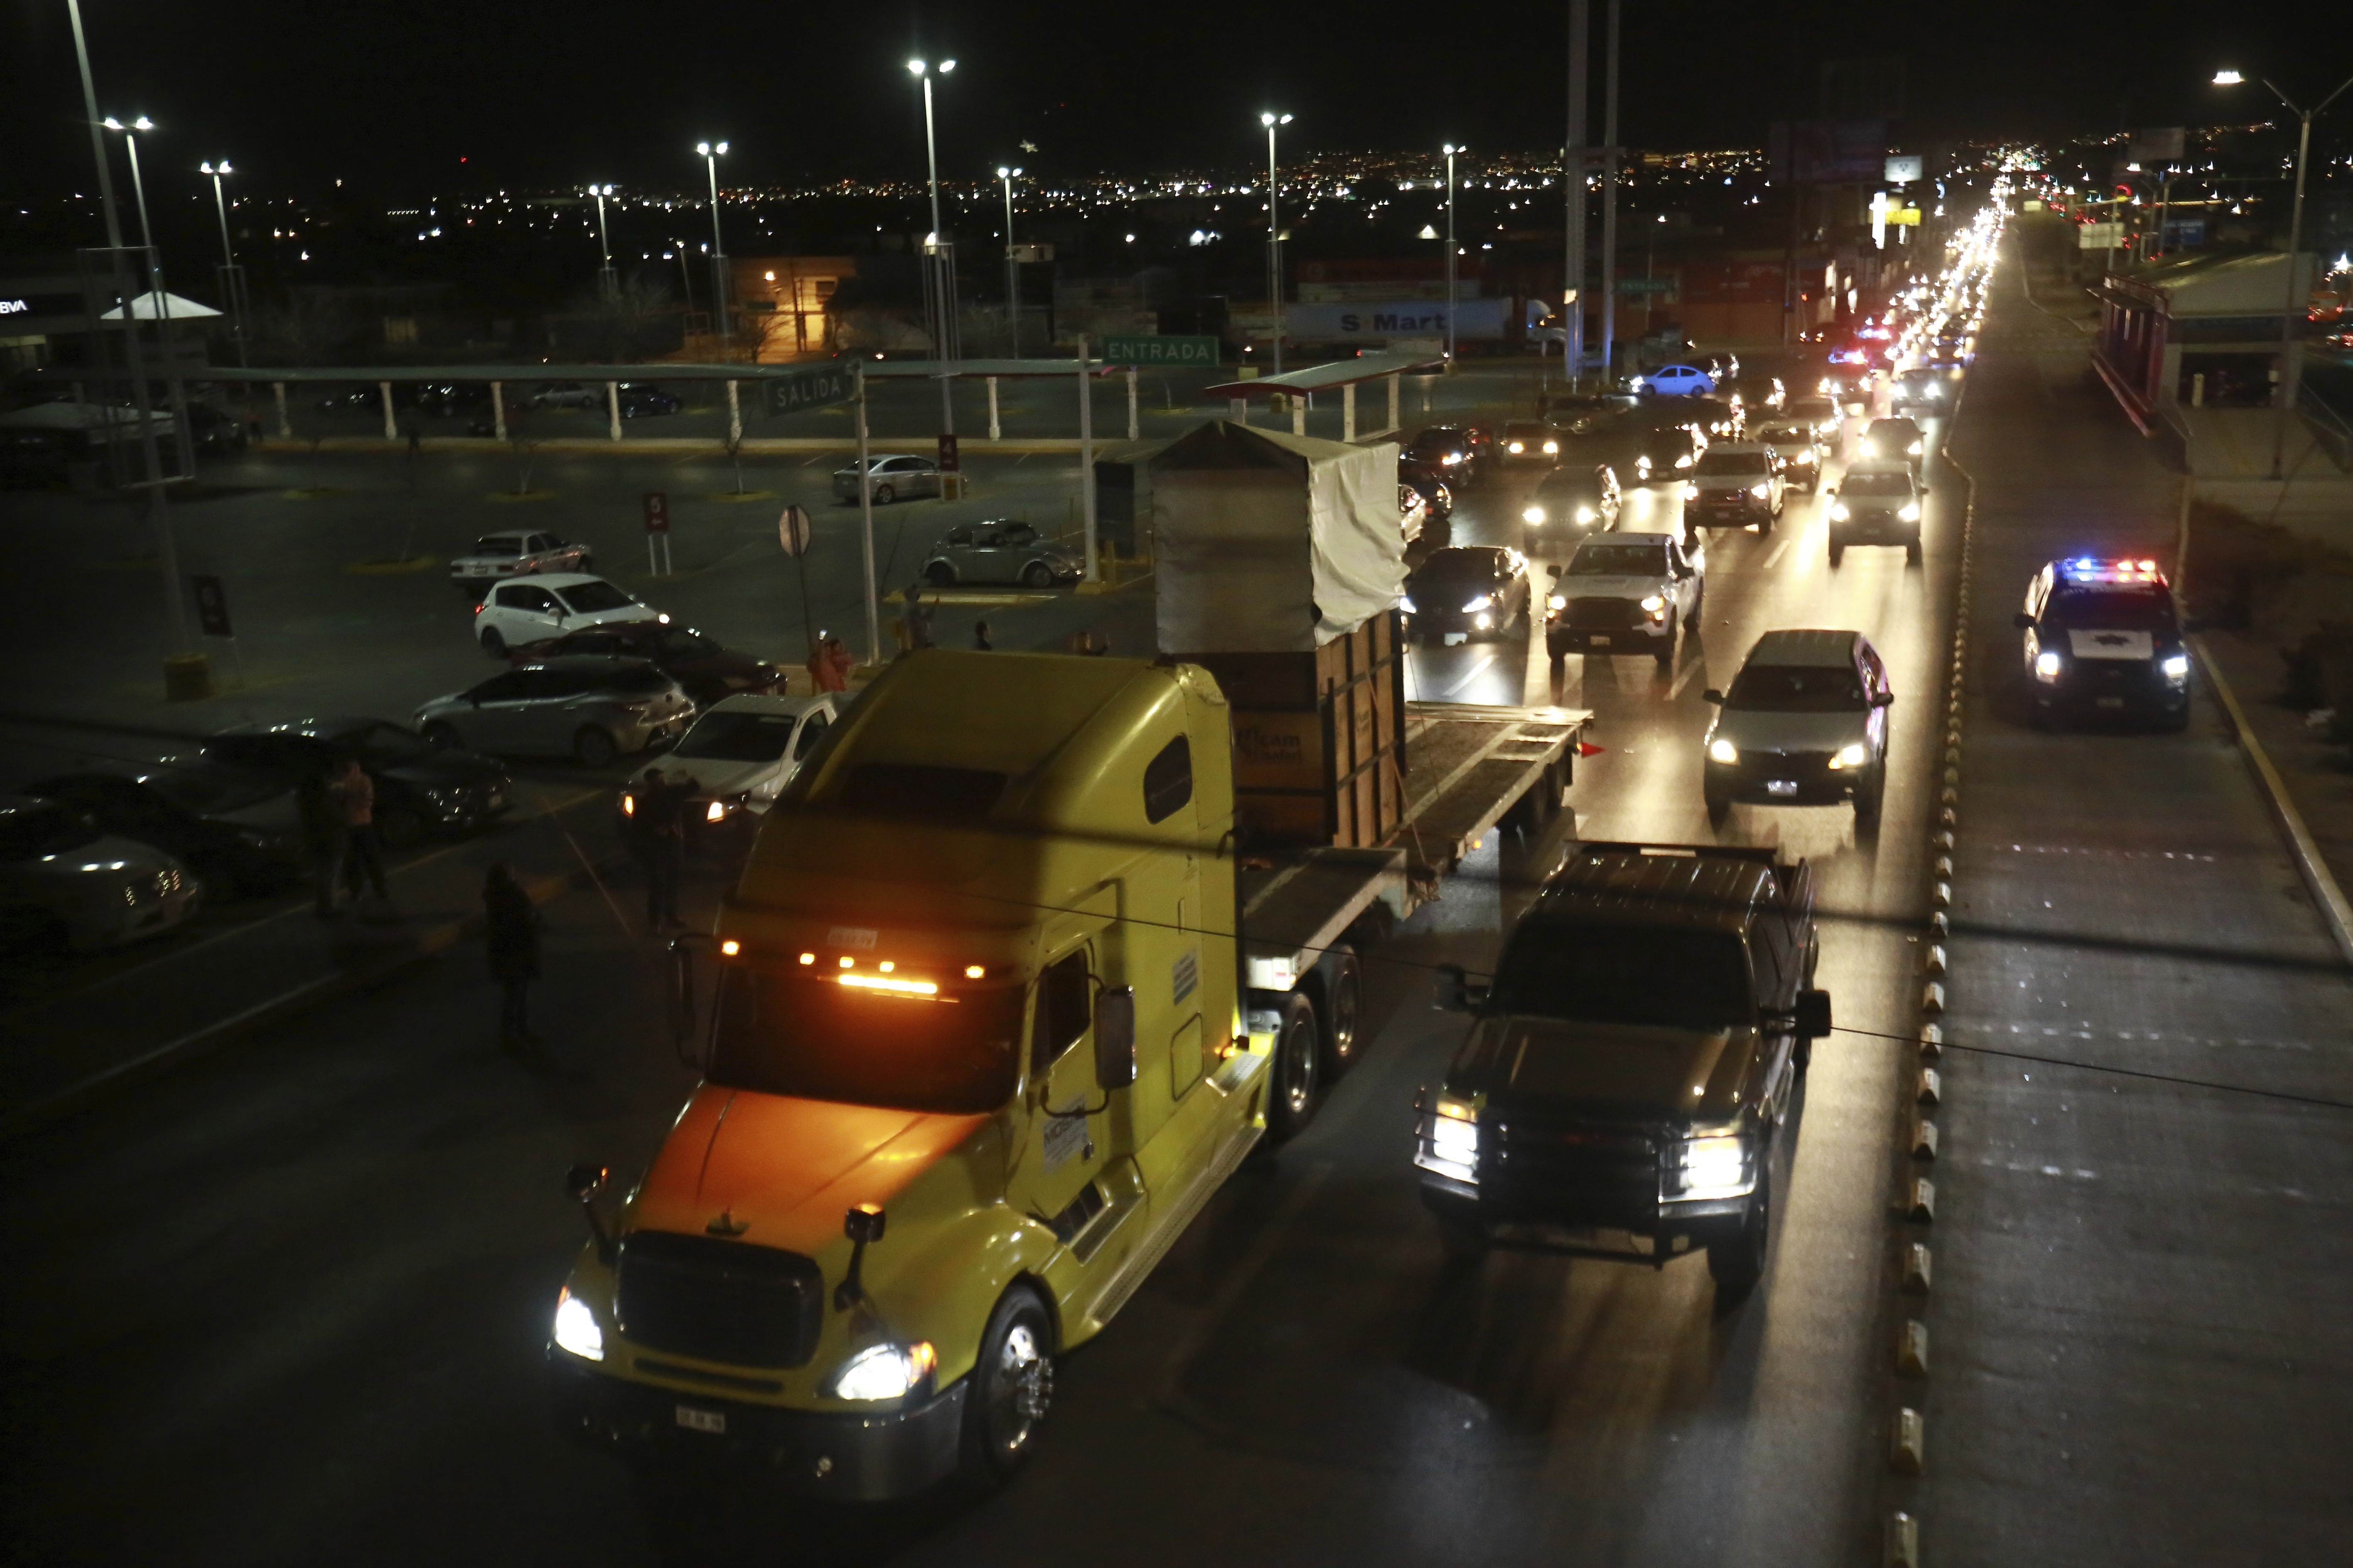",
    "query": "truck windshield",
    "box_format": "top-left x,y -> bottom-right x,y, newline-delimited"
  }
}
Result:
707,964 -> 1023,1115
1489,924 -> 1752,1030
